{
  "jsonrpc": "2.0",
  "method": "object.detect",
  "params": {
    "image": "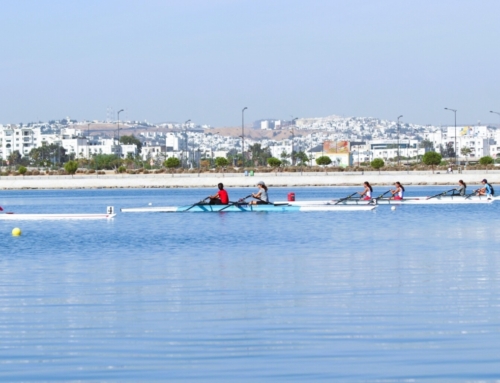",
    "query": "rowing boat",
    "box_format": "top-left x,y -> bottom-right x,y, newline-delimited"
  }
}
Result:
276,195 -> 496,205
120,204 -> 377,213
0,207 -> 117,220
